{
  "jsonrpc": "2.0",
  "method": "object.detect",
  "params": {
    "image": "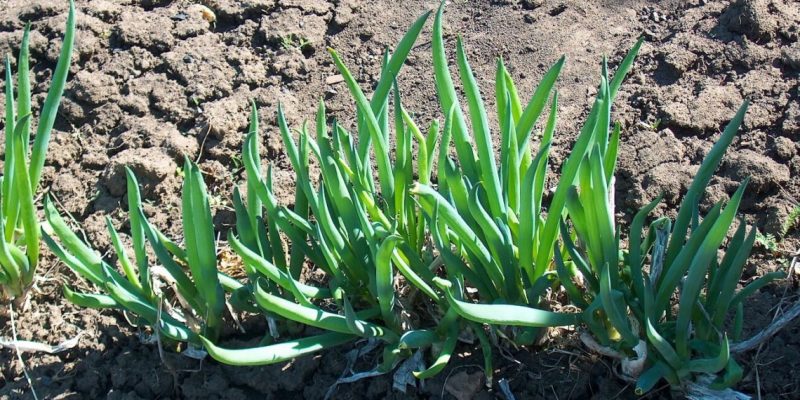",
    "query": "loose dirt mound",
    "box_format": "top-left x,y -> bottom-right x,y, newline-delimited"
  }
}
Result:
1,0 -> 798,398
